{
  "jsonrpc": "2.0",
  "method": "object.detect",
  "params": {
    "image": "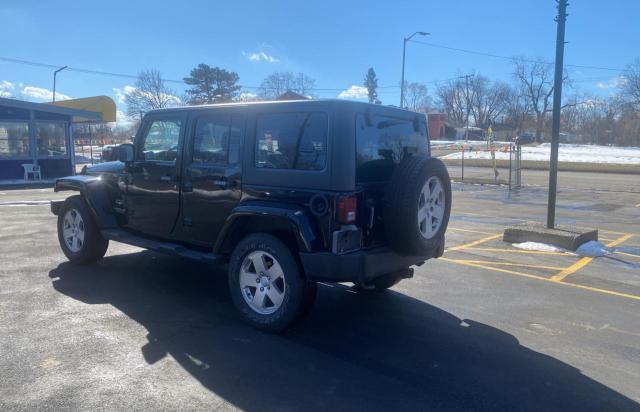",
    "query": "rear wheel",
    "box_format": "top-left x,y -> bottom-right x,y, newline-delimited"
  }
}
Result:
57,195 -> 108,264
228,233 -> 317,332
